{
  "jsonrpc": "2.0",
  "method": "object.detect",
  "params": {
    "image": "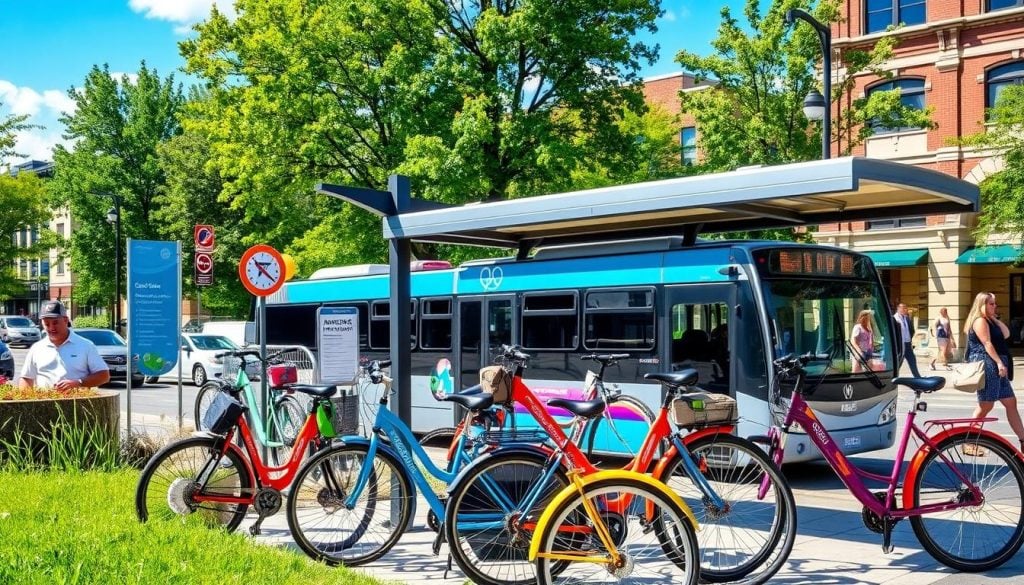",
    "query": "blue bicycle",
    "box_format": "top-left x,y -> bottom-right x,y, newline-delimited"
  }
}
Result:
283,359 -> 557,566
